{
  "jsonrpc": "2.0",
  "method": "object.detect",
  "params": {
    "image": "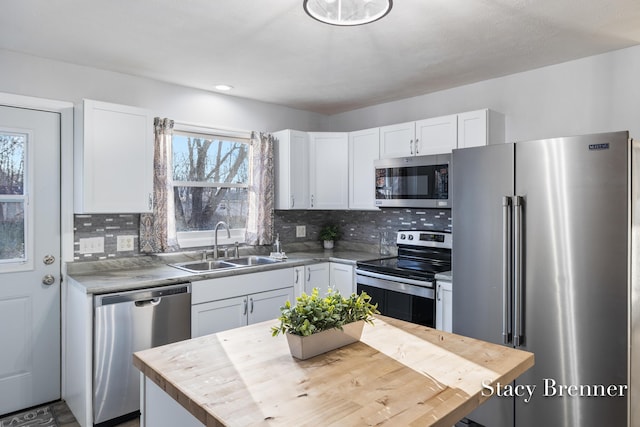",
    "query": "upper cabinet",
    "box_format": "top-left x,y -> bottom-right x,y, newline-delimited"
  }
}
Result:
379,114 -> 457,159
75,99 -> 153,213
309,132 -> 349,210
457,109 -> 506,148
273,129 -> 310,209
349,128 -> 379,210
